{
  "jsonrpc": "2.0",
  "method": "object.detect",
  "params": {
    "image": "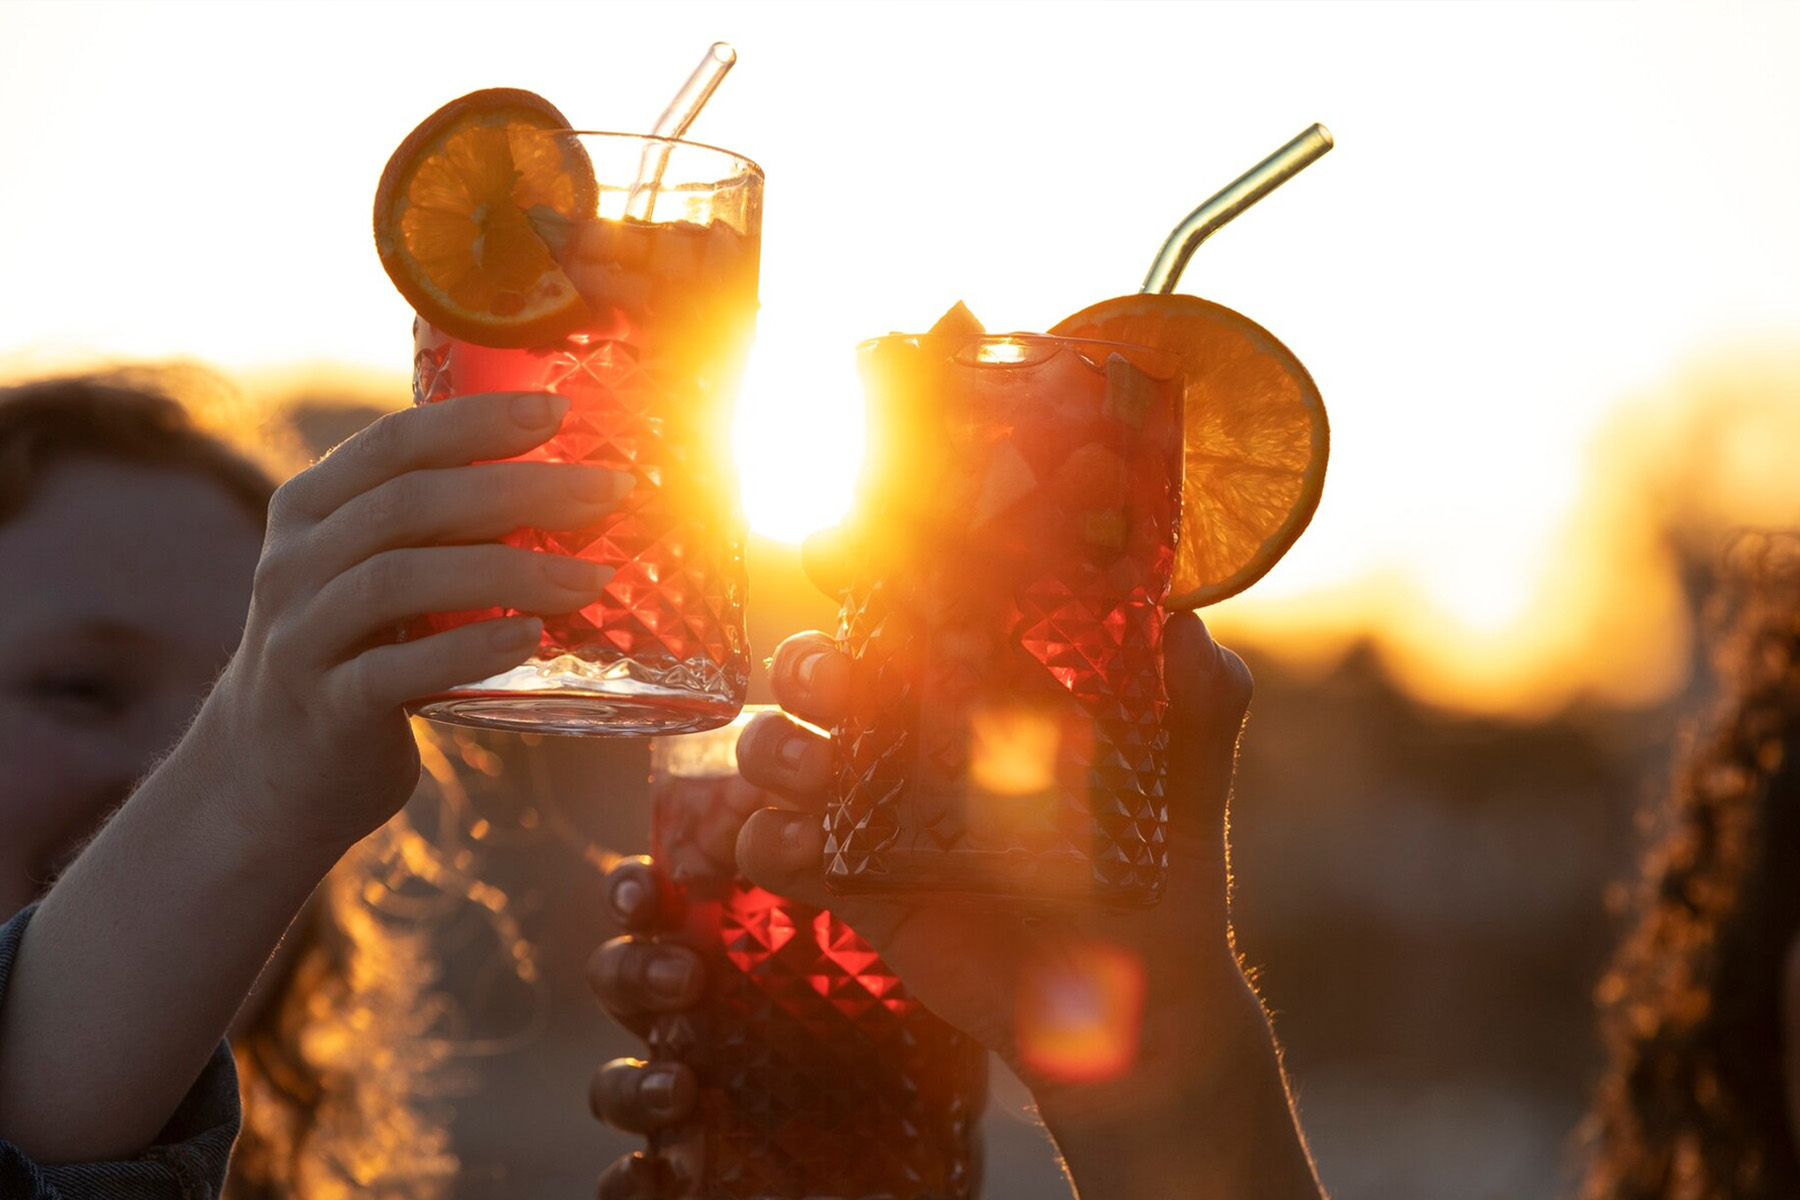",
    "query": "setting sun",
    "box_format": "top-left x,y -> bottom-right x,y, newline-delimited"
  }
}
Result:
2,0 -> 1797,721
7,5 -> 1800,1198
731,330 -> 861,544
